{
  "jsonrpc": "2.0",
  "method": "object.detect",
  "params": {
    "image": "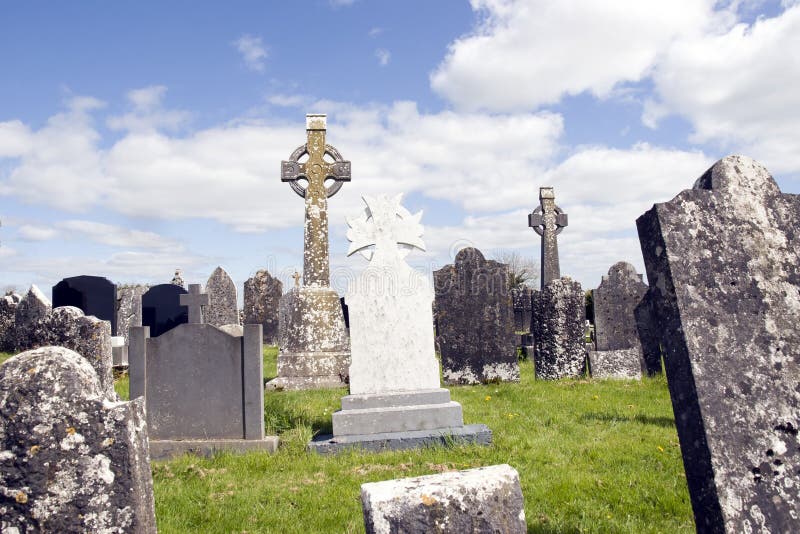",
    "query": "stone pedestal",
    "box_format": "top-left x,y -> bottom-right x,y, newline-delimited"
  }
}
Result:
267,286 -> 350,390
532,277 -> 586,380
